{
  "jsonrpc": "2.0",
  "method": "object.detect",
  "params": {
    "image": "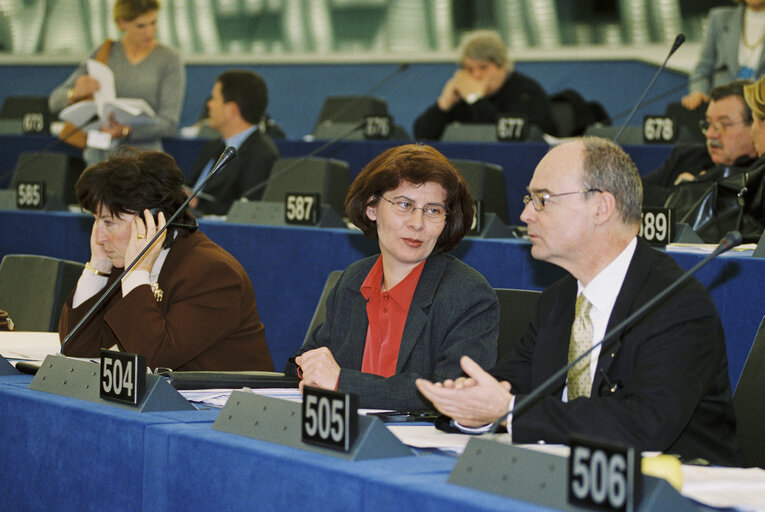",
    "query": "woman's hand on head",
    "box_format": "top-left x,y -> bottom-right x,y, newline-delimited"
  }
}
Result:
125,209 -> 167,272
